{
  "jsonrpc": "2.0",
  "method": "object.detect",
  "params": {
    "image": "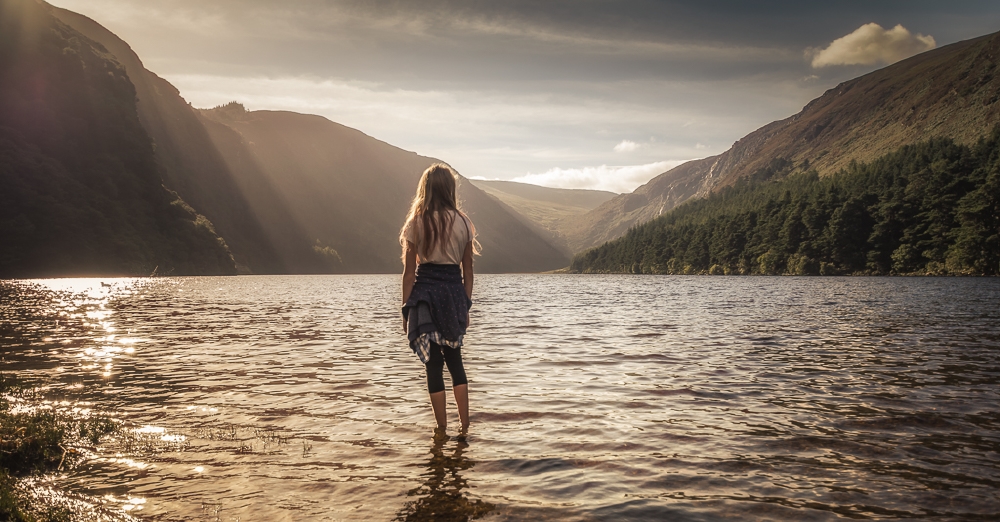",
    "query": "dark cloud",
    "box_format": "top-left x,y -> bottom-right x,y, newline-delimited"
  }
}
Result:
54,0 -> 1000,86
